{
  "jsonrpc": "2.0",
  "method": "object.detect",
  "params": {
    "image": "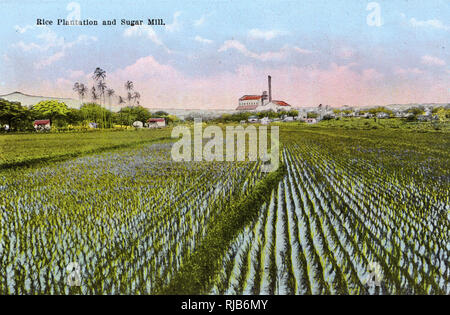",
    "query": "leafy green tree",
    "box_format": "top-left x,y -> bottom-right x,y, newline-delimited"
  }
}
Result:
286,110 -> 299,117
0,99 -> 32,130
66,108 -> 83,125
79,103 -> 113,128
166,114 -> 179,125
32,100 -> 69,125
368,106 -> 393,116
116,106 -> 151,126
333,109 -> 342,115
154,111 -> 169,116
408,107 -> 425,116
